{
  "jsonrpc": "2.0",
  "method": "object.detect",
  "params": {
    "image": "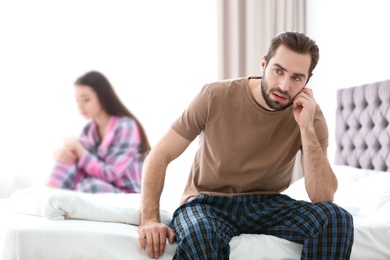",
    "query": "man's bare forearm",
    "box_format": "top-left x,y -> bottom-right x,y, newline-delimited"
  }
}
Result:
300,127 -> 338,203
140,152 -> 168,224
